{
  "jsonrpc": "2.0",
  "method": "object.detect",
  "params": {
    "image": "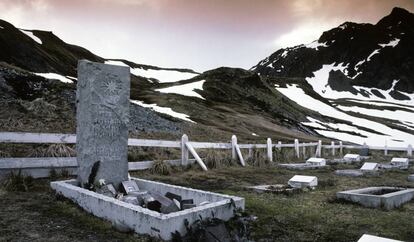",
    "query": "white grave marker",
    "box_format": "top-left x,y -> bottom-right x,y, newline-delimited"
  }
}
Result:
306,157 -> 326,166
344,154 -> 361,162
360,162 -> 379,171
288,175 -> 317,188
